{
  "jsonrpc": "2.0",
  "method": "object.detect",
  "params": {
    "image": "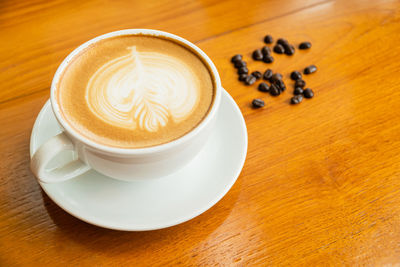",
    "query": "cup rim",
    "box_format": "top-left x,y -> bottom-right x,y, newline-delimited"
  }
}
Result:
50,29 -> 222,155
